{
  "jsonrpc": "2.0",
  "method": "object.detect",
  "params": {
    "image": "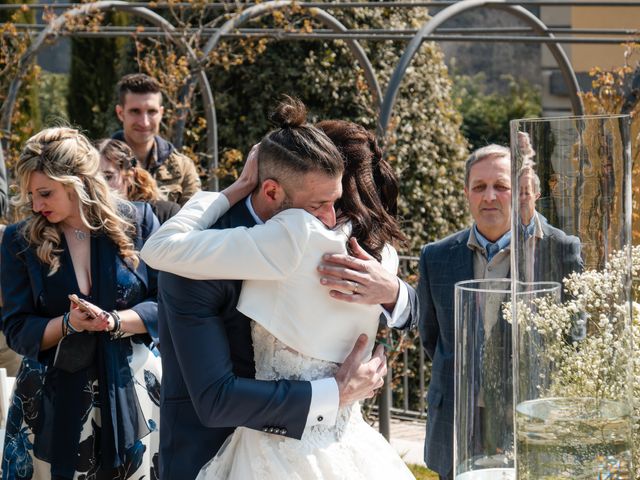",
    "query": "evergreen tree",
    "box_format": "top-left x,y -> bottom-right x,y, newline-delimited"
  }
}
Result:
1,0 -> 41,145
67,12 -> 129,139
